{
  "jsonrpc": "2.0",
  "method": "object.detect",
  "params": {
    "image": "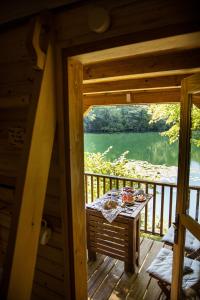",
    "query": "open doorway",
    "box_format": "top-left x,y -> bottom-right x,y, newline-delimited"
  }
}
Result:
60,35 -> 200,300
83,103 -> 184,299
